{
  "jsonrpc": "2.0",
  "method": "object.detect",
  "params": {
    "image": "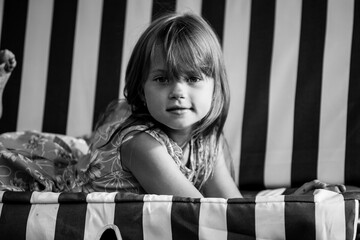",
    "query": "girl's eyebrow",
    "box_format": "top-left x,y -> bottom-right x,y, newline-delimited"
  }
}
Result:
149,68 -> 167,74
185,69 -> 202,75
